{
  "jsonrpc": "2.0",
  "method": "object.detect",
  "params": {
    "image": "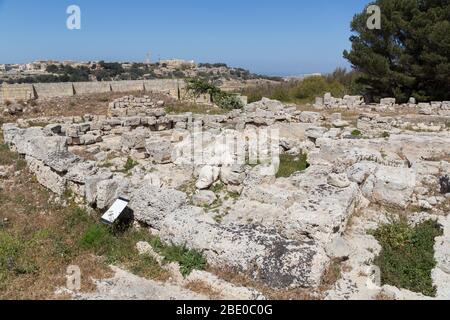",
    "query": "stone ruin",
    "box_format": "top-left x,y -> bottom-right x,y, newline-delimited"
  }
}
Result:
2,93 -> 450,298
314,92 -> 450,117
314,93 -> 364,110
